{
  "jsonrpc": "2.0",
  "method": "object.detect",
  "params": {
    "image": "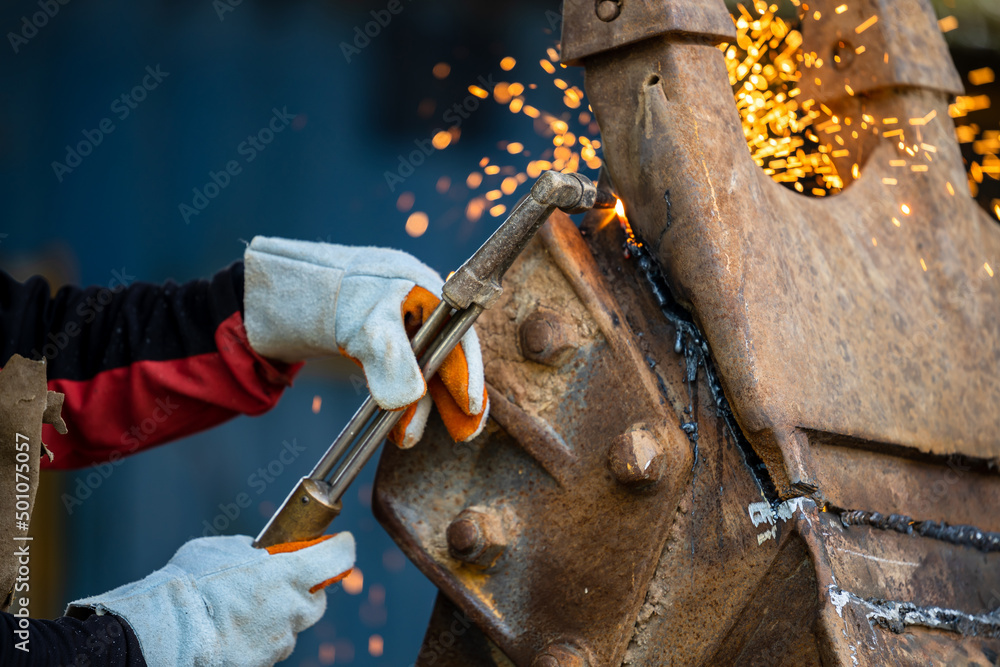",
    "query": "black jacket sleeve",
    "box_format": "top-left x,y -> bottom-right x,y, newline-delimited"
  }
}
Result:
0,610 -> 146,666
0,262 -> 301,469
